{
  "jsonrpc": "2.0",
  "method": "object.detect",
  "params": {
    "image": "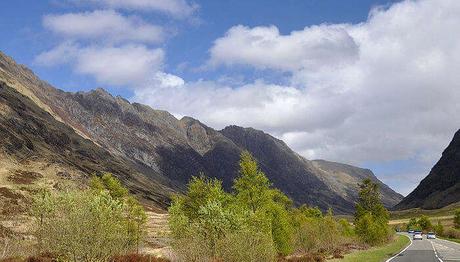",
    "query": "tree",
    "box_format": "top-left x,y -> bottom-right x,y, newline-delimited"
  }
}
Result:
406,217 -> 418,231
169,151 -> 294,260
354,179 -> 390,245
233,151 -> 293,255
89,173 -> 128,200
233,151 -> 273,213
417,215 -> 433,231
299,204 -> 323,218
